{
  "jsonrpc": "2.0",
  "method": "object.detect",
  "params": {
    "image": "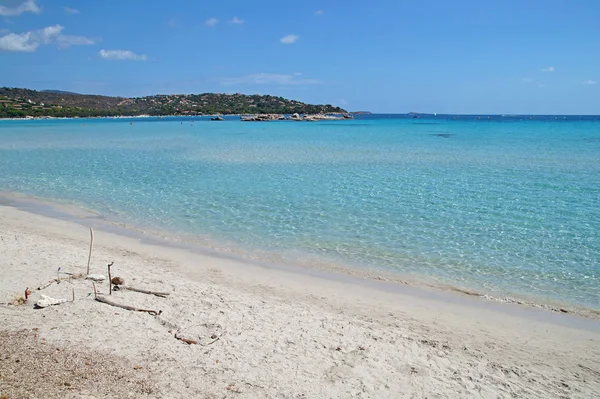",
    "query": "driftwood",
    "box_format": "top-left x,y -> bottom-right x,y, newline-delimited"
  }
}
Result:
120,286 -> 170,298
95,295 -> 161,316
37,278 -> 58,291
37,273 -> 84,291
107,262 -> 114,295
87,228 -> 94,275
